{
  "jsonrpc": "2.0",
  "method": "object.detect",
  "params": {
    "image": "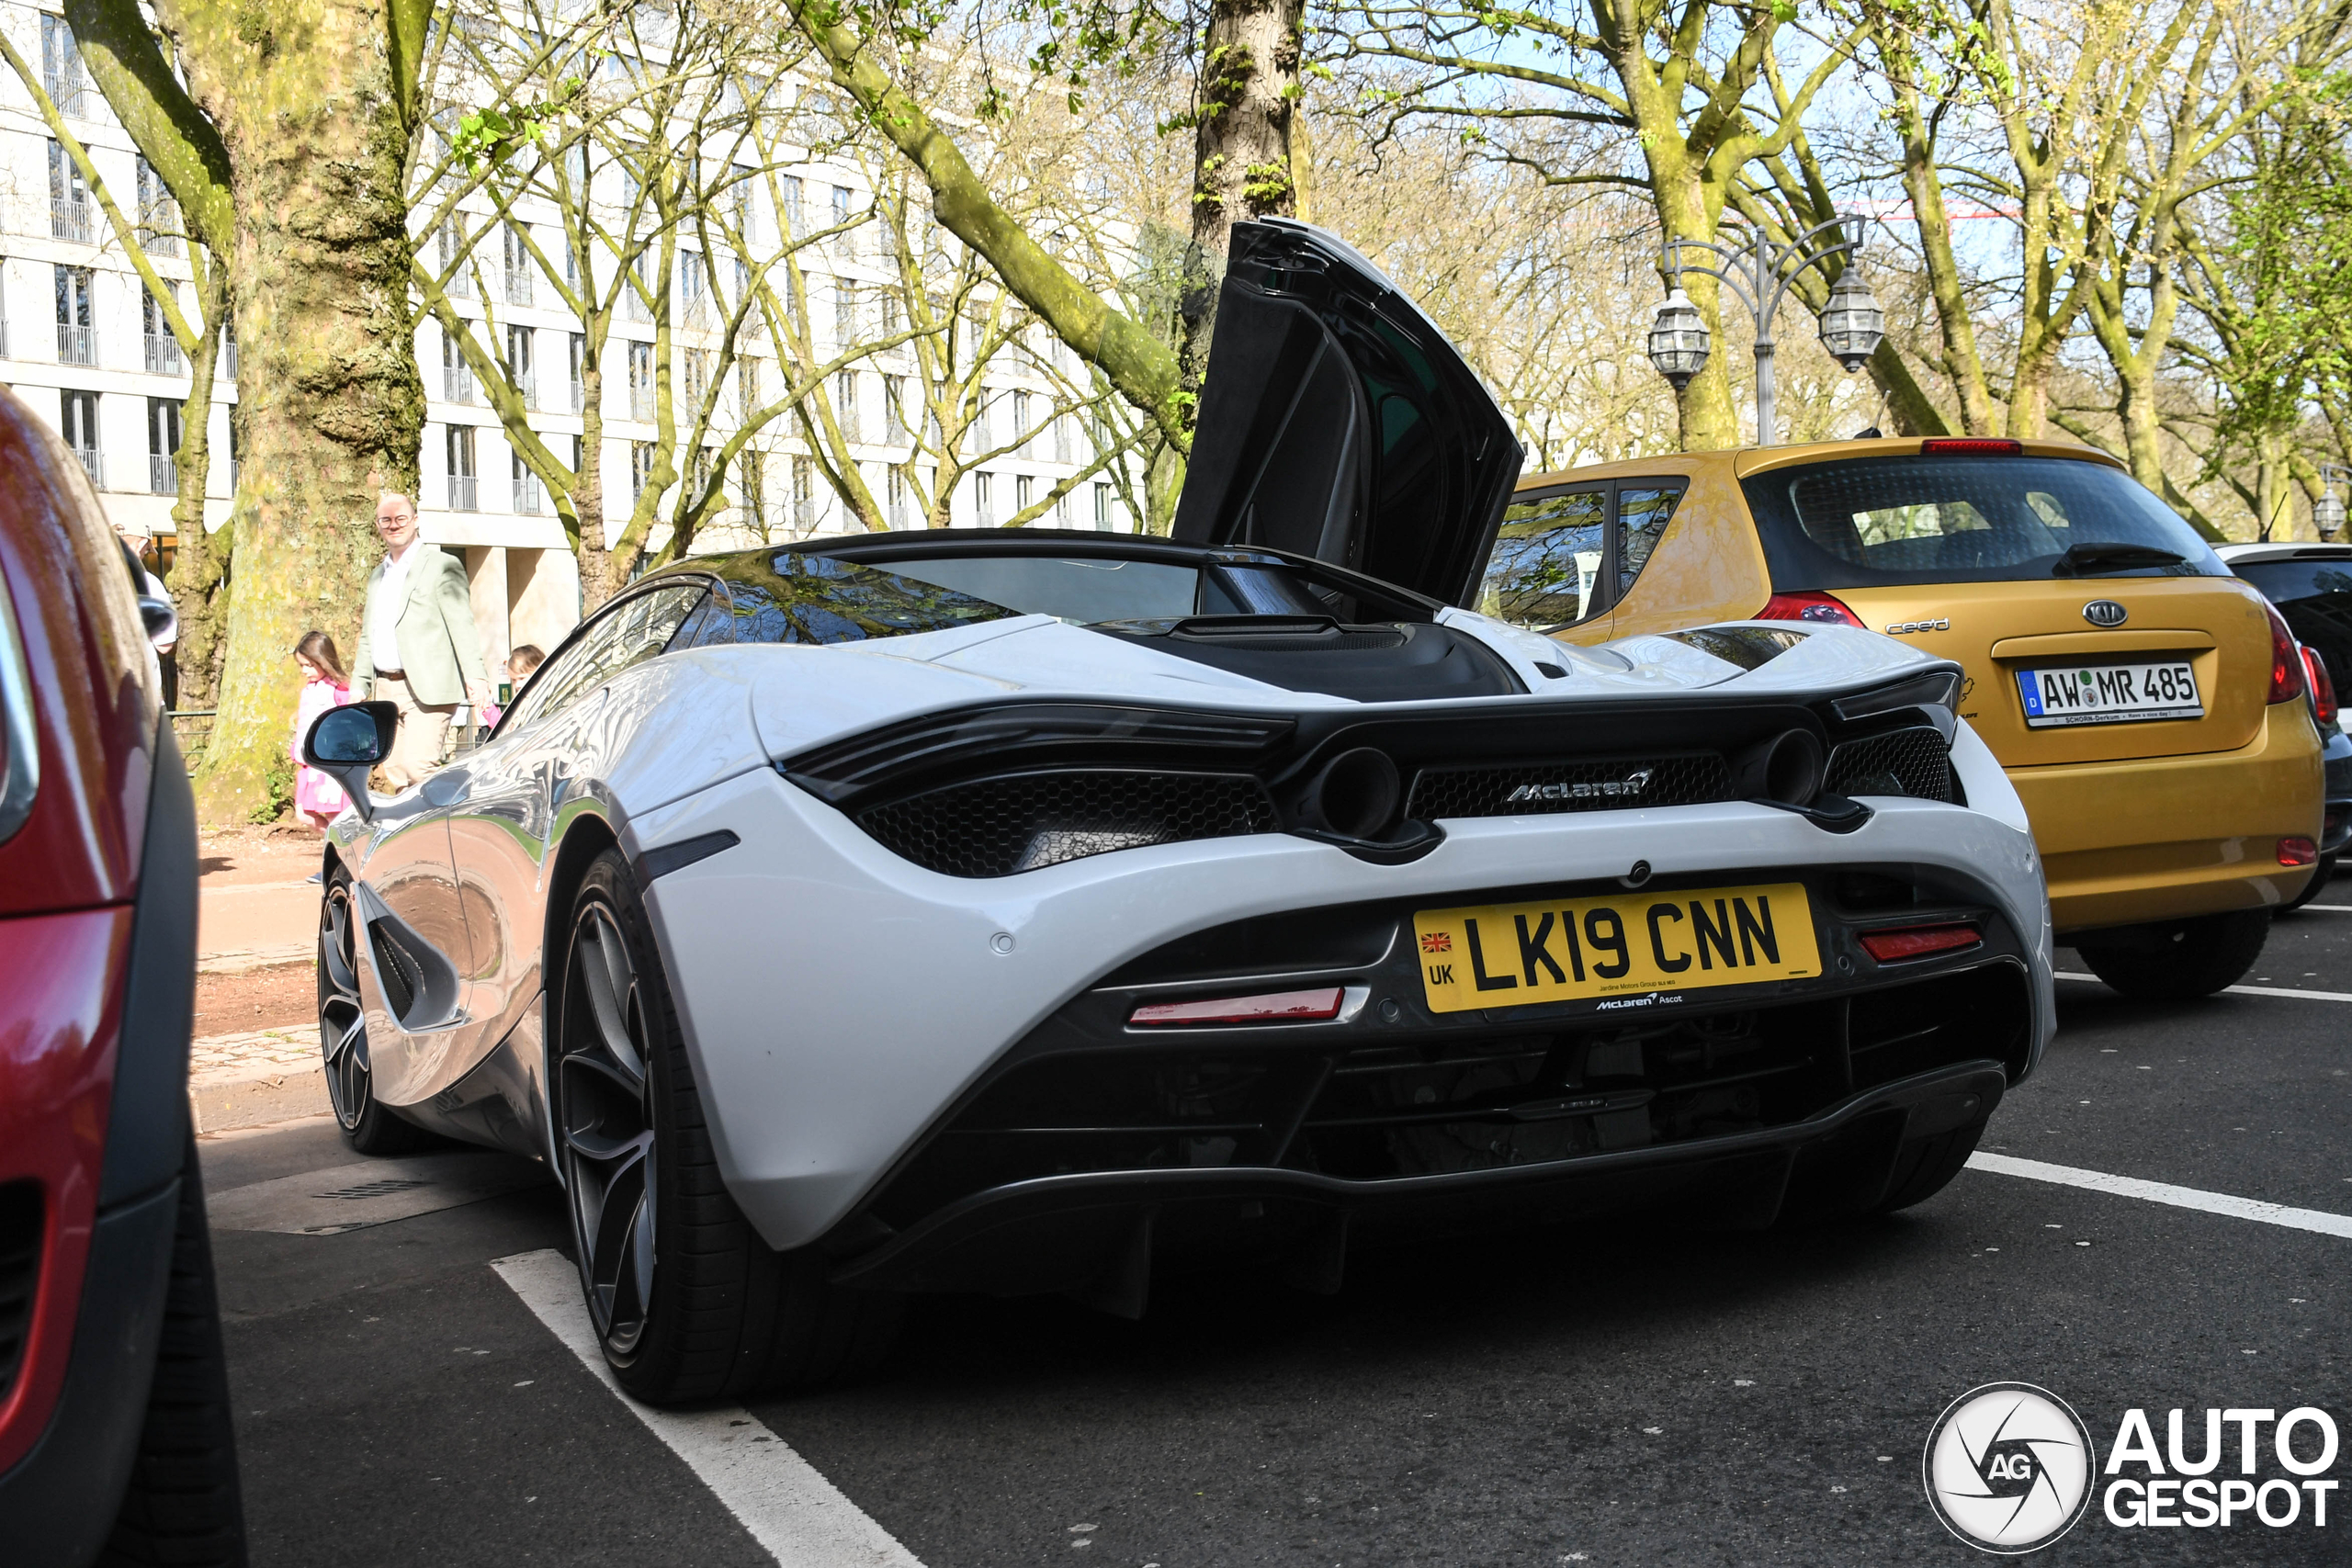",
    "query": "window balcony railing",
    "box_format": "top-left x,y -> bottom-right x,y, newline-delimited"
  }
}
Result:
570,378 -> 586,414
222,338 -> 237,381
51,197 -> 92,243
150,454 -> 176,494
71,446 -> 102,488
514,472 -> 544,514
57,323 -> 95,365
443,365 -> 476,404
144,332 -> 182,374
504,266 -> 533,307
630,386 -> 656,422
448,474 -> 478,511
